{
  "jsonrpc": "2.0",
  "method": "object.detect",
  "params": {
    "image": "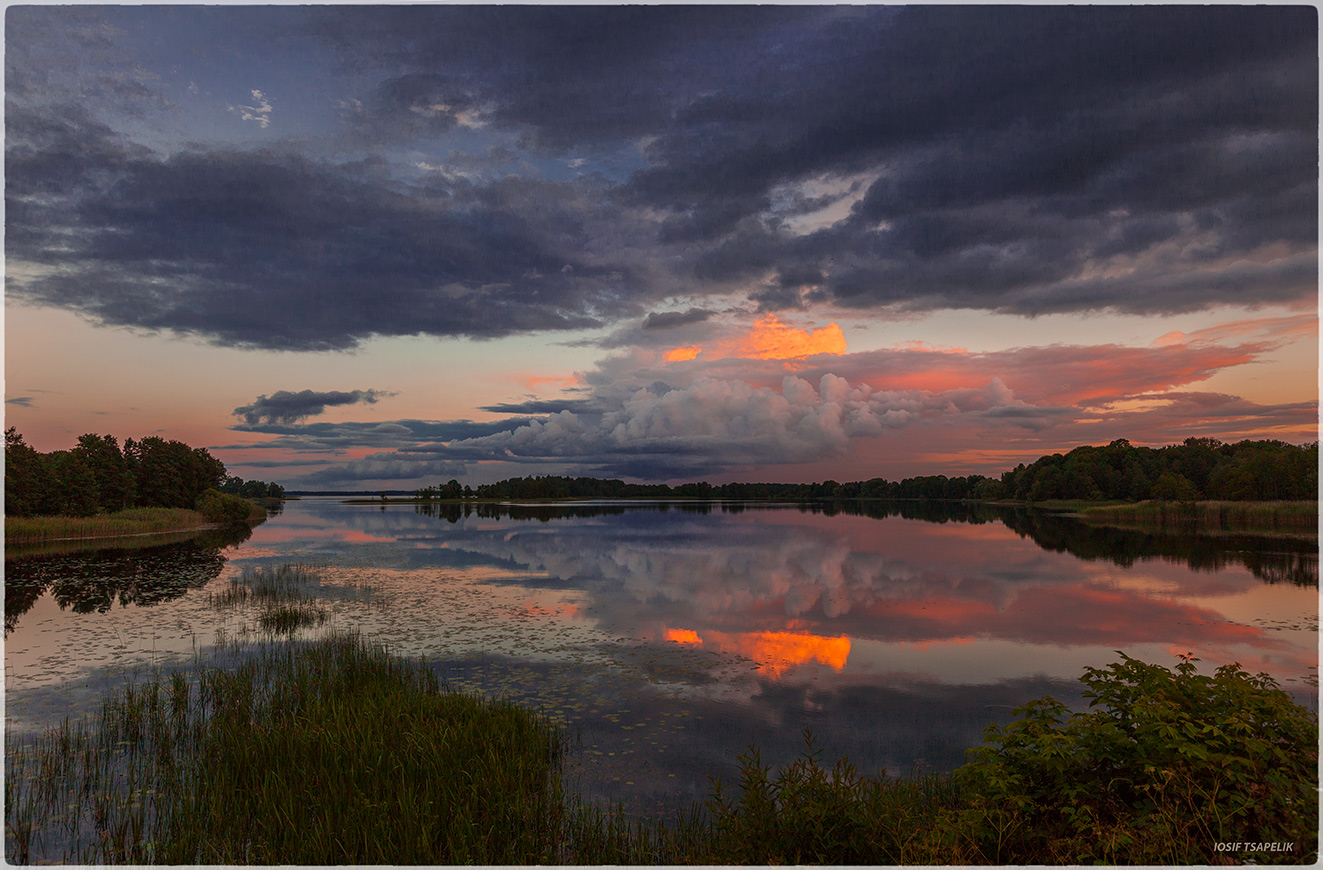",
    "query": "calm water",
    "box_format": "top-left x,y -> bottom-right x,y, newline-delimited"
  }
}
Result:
5,498 -> 1317,816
